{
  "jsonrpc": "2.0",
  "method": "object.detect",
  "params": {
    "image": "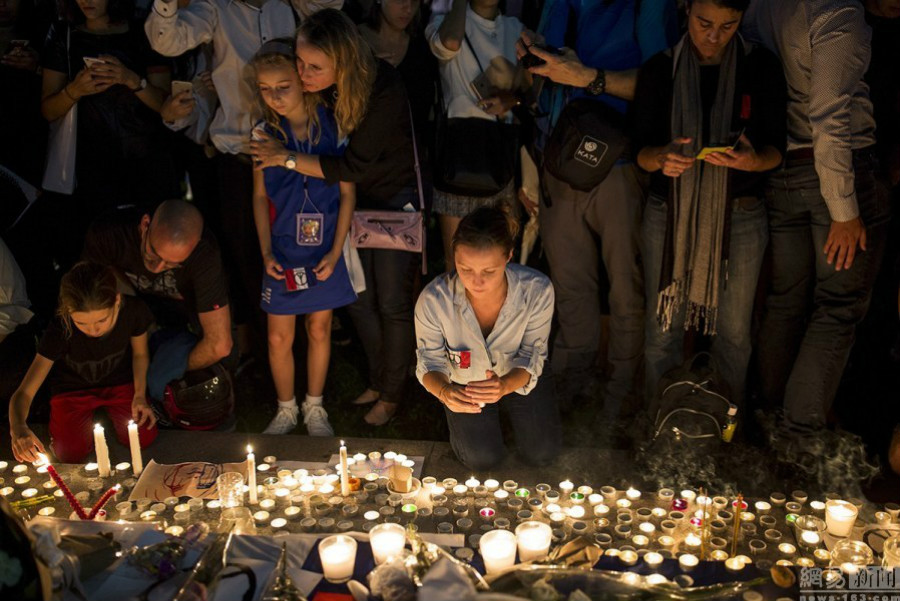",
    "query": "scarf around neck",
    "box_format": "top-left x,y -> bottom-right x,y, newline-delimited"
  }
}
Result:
657,33 -> 745,336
